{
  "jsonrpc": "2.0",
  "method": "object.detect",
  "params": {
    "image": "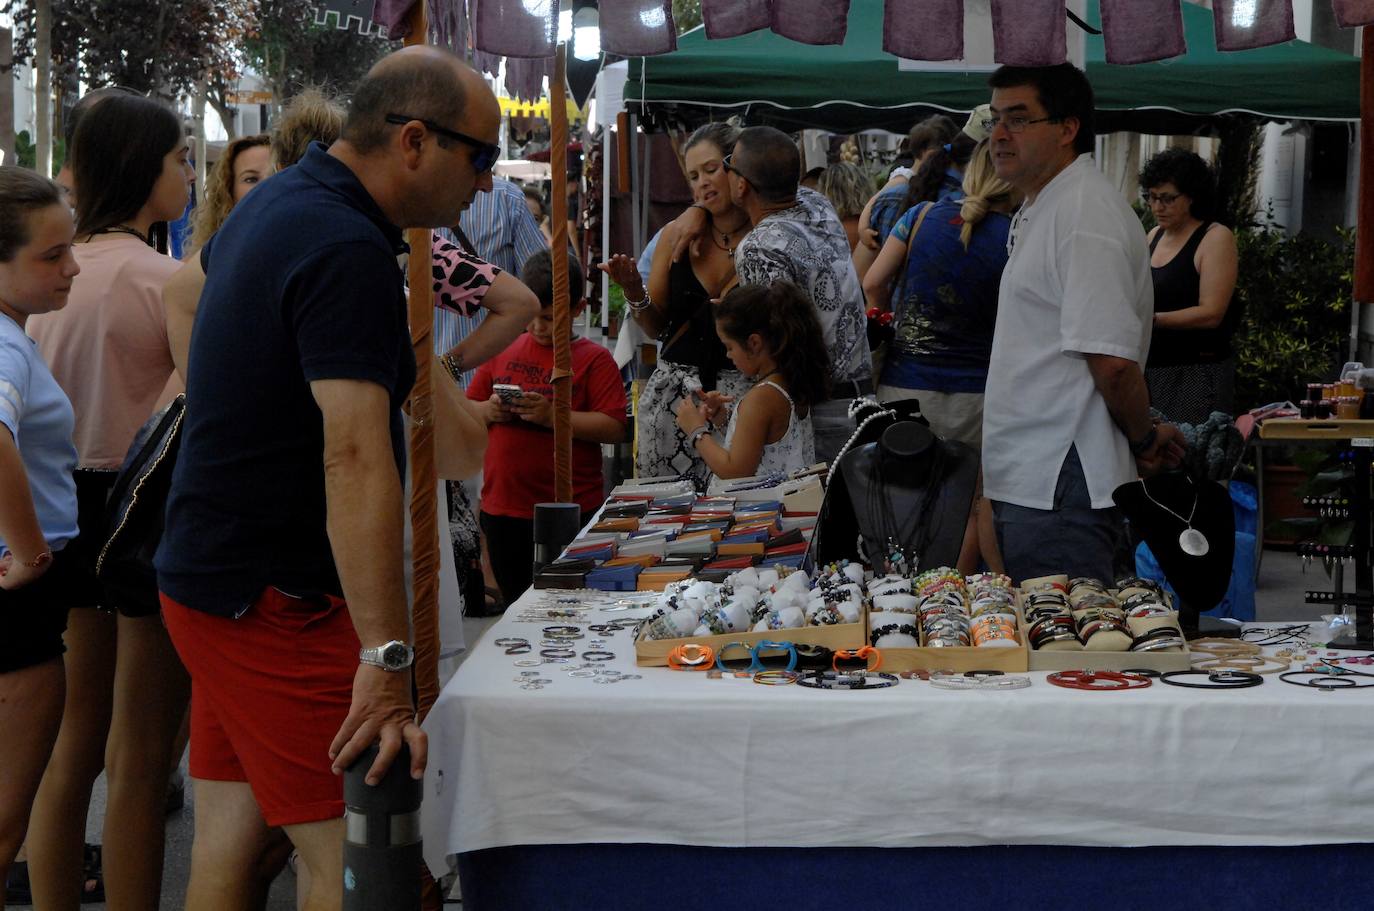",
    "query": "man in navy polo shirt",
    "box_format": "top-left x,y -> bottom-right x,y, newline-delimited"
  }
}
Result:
155,46 -> 500,909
